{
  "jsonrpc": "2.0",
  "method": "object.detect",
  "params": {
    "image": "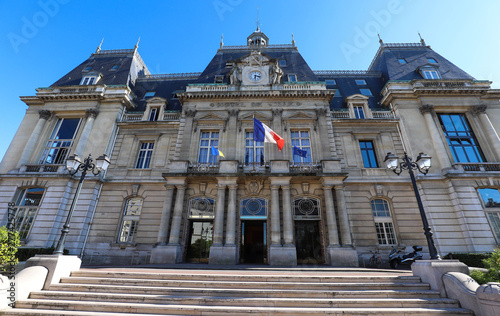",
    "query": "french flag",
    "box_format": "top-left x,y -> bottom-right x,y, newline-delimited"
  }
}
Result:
253,118 -> 285,151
